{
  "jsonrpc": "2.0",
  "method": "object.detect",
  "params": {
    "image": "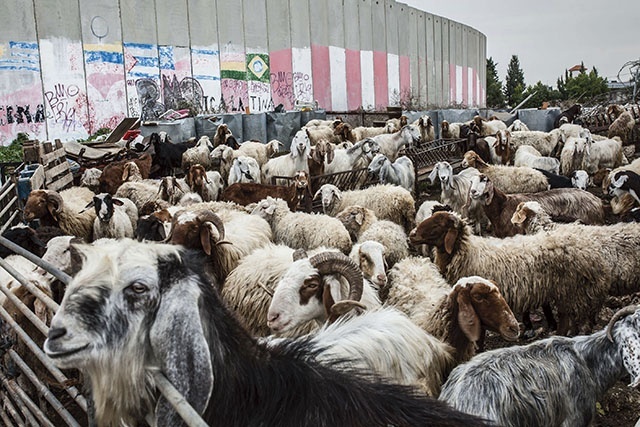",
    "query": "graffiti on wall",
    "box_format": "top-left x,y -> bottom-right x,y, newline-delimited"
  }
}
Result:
44,83 -> 85,133
135,76 -> 207,121
0,104 -> 44,126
